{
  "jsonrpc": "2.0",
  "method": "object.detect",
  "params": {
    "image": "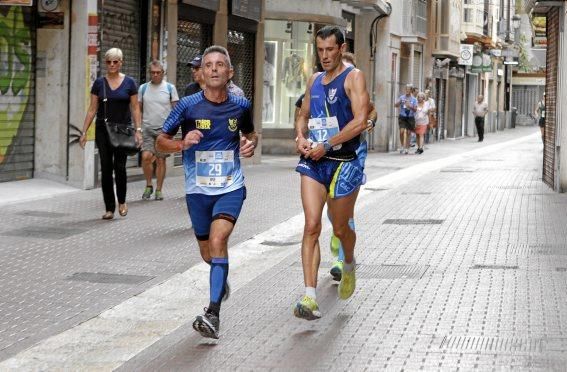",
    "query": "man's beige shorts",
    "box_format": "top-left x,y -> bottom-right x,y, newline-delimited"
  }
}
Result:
142,127 -> 170,158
